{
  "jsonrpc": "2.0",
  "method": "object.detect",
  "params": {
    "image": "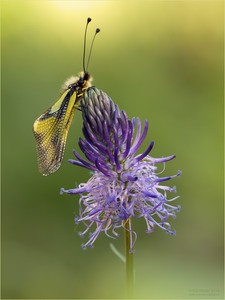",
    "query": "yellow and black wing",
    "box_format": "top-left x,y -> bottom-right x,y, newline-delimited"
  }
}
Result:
33,88 -> 79,176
